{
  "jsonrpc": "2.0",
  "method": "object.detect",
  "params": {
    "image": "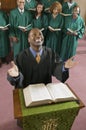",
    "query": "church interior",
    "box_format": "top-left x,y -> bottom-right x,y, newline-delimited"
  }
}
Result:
0,0 -> 86,130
